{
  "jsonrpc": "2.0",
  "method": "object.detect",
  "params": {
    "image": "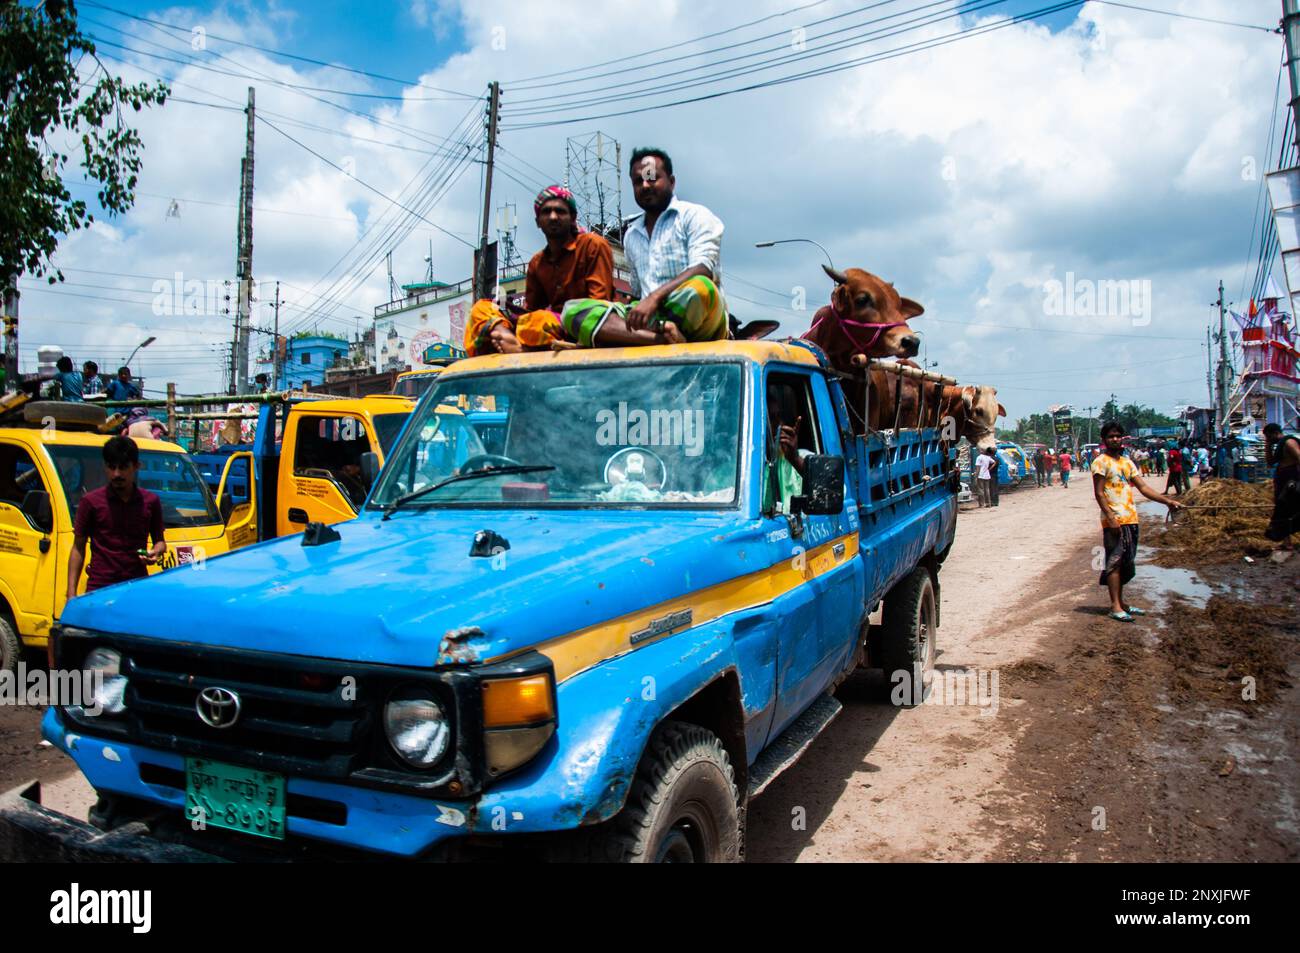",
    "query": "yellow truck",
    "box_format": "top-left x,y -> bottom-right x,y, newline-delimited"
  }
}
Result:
0,393 -> 418,672
0,399 -> 258,672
